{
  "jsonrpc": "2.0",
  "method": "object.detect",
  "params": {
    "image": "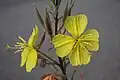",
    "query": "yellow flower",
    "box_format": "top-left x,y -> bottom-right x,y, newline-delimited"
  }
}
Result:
9,25 -> 39,72
52,14 -> 99,66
